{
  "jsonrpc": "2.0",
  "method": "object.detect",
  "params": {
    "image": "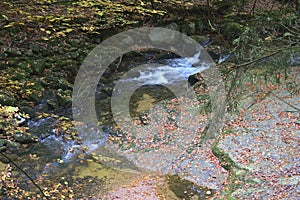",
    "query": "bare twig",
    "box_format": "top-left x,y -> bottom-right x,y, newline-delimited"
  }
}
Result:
280,23 -> 300,37
229,42 -> 298,74
270,91 -> 300,112
0,152 -> 49,199
250,0 -> 257,15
